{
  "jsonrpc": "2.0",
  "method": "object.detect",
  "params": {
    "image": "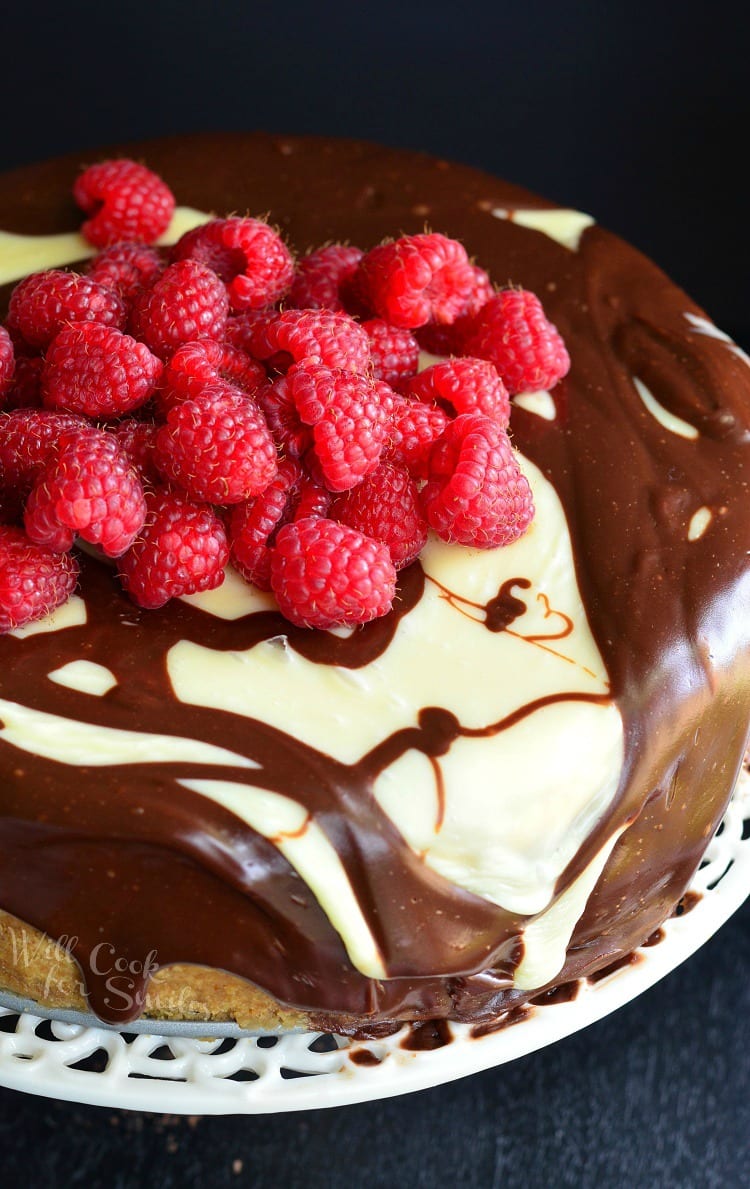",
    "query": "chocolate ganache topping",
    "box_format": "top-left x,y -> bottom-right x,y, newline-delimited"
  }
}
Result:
1,134 -> 749,1029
